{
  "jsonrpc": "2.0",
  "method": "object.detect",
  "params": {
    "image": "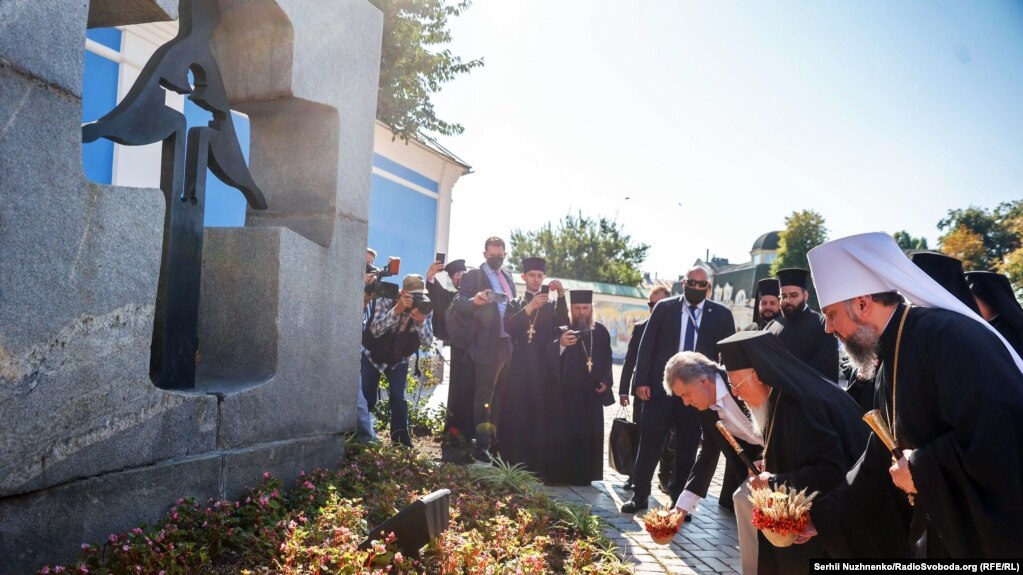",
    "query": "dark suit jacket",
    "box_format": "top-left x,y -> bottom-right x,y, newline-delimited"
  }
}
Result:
452,264 -> 518,364
634,296 -> 736,397
618,319 -> 647,397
